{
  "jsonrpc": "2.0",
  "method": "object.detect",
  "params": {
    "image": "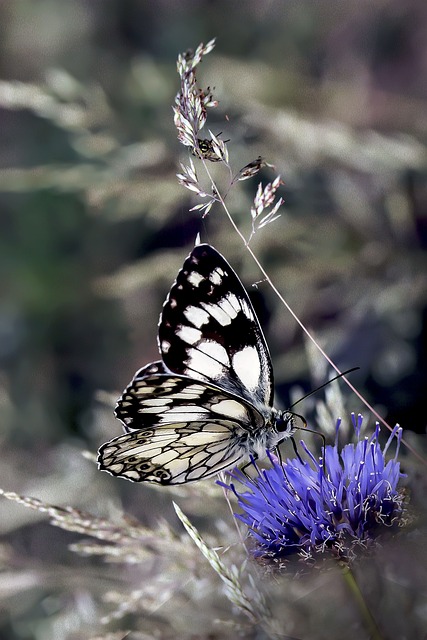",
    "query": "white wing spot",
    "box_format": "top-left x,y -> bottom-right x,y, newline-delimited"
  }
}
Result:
187,467 -> 209,481
176,325 -> 203,345
167,391 -> 200,400
123,470 -> 141,480
184,305 -> 210,328
198,340 -> 230,365
166,405 -> 209,414
134,386 -> 156,395
141,398 -> 172,407
209,268 -> 223,285
225,293 -> 241,313
232,346 -> 261,391
140,405 -> 173,414
186,348 -> 225,379
240,298 -> 255,320
185,384 -> 207,393
200,301 -> 232,326
181,431 -> 229,447
115,443 -> 153,459
211,399 -> 248,420
187,271 -> 205,287
161,340 -> 171,353
217,295 -> 239,320
159,407 -> 209,422
152,450 -> 178,465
